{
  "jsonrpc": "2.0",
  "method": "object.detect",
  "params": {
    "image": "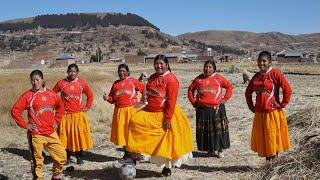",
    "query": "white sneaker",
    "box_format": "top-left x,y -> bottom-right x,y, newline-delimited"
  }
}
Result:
217,151 -> 224,158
